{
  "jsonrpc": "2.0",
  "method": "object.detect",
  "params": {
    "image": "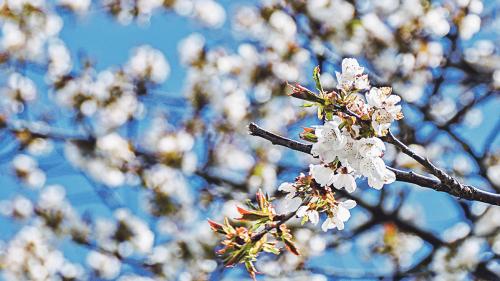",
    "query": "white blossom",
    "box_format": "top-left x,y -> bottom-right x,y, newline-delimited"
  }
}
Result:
193,0 -> 226,28
126,45 -> 170,83
331,173 -> 357,193
87,251 -> 121,279
297,206 -> 320,225
309,164 -> 335,187
311,116 -> 346,162
58,0 -> 91,14
335,58 -> 369,91
278,182 -> 296,199
423,8 -> 450,37
356,137 -> 385,158
5,73 -> 37,102
360,157 -> 396,190
459,14 -> 481,40
321,200 -> 356,231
